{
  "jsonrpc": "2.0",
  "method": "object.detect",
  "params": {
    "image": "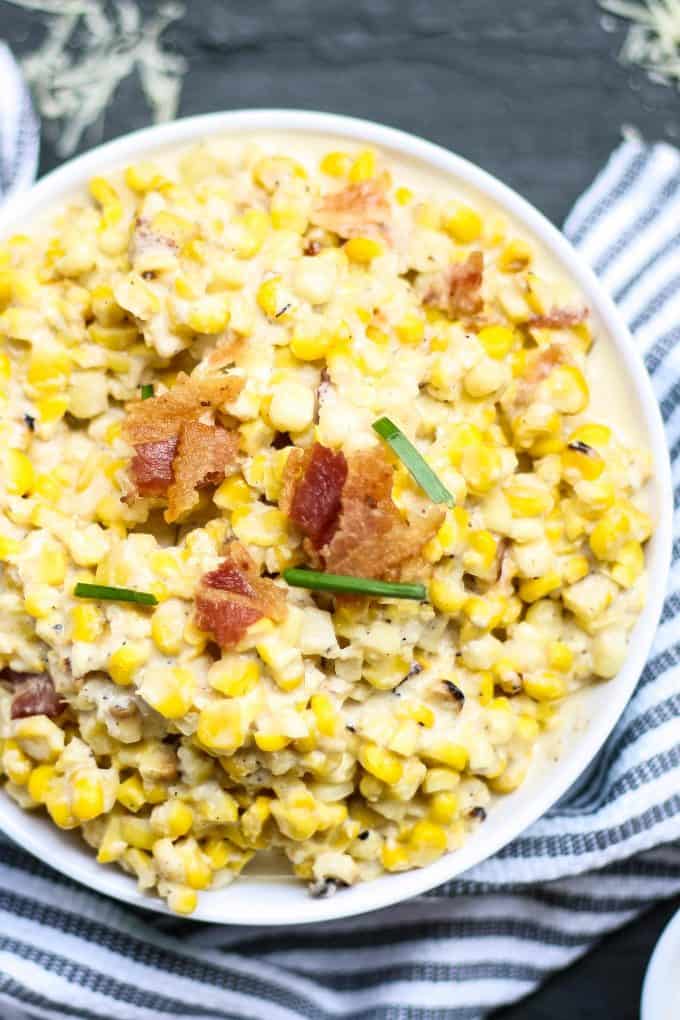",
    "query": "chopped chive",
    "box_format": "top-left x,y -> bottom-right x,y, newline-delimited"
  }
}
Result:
74,582 -> 157,606
140,384 -> 154,400
283,568 -> 426,601
372,416 -> 454,507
